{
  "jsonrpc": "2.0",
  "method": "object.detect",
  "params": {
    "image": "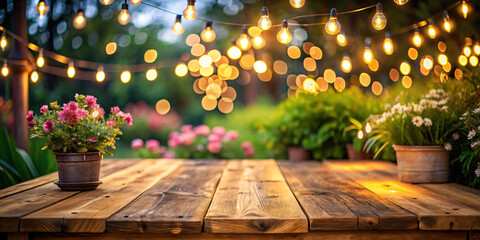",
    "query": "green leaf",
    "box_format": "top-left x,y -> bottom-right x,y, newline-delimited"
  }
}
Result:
0,158 -> 21,180
17,149 -> 39,178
